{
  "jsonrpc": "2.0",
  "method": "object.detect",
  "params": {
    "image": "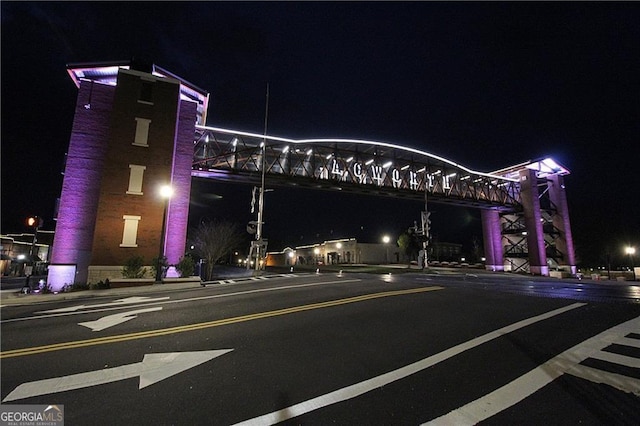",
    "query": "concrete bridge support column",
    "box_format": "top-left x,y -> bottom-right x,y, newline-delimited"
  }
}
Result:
548,175 -> 577,274
481,209 -> 504,271
520,169 -> 549,276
